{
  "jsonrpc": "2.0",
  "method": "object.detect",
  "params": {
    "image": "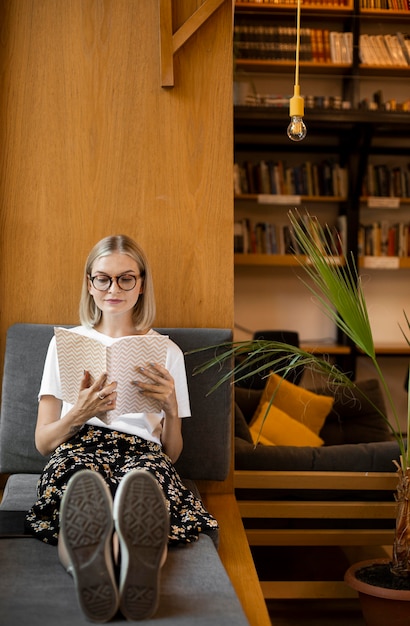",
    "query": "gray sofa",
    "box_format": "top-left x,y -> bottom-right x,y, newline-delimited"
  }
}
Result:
233,378 -> 403,601
0,323 -> 249,626
235,380 -> 401,472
